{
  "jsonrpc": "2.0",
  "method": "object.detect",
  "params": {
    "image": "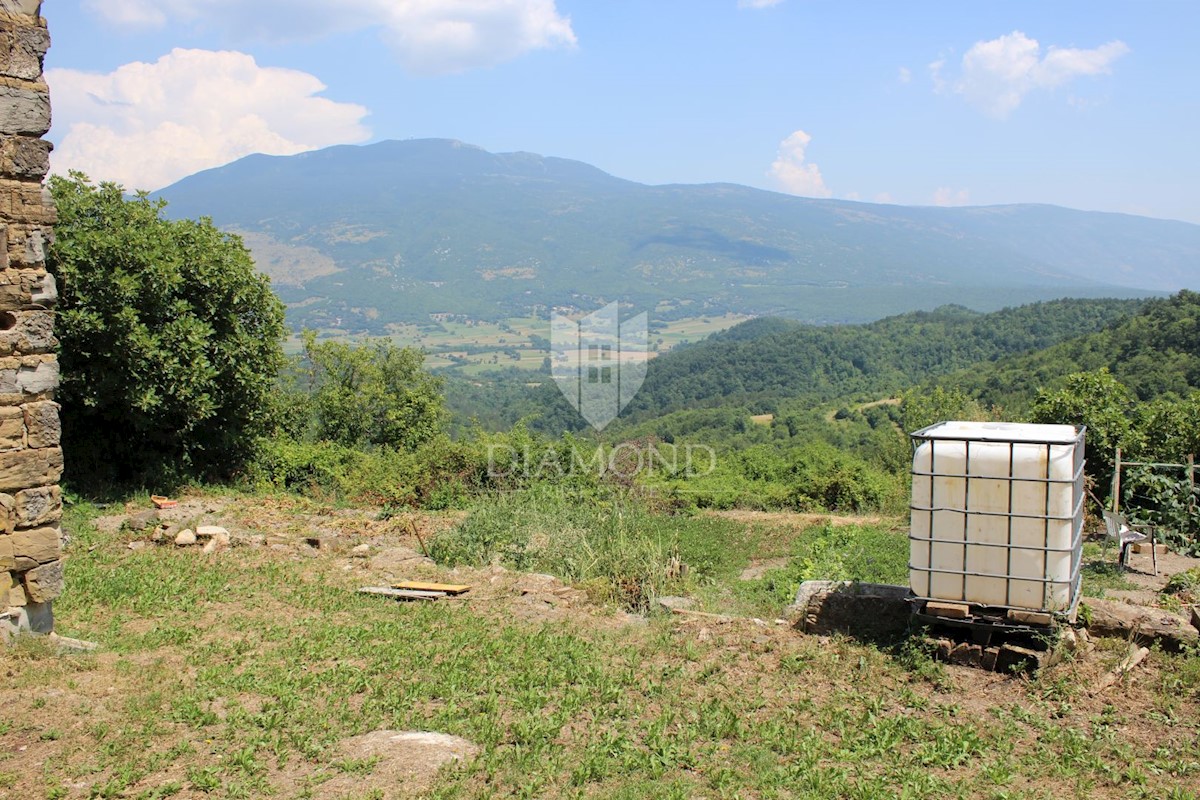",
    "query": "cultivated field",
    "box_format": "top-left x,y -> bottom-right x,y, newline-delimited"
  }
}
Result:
285,314 -> 753,373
